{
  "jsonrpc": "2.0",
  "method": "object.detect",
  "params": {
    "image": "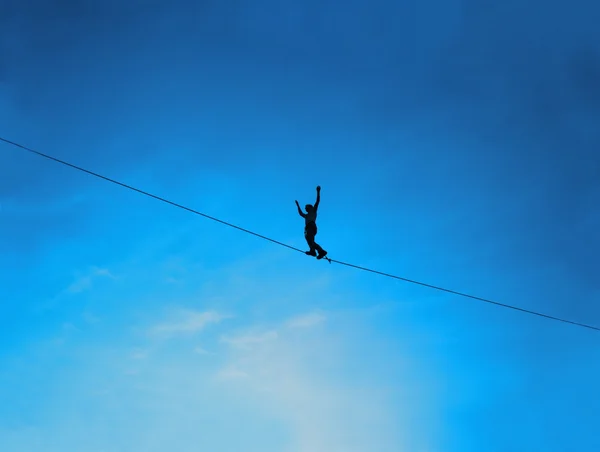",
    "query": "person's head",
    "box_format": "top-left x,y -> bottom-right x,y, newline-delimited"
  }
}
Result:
305,204 -> 313,212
